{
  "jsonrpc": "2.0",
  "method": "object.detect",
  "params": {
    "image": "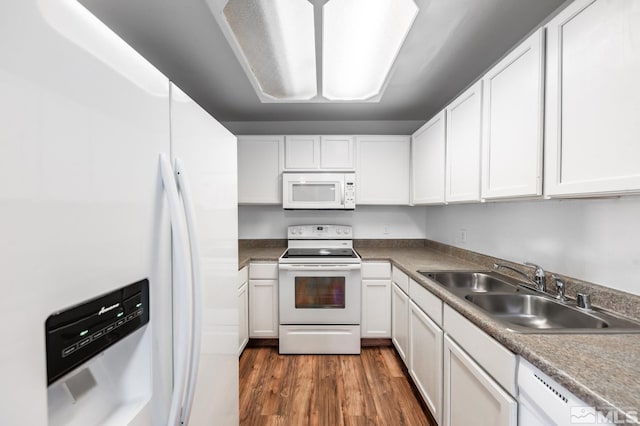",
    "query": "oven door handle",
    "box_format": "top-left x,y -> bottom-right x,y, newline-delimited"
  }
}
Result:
278,264 -> 361,271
